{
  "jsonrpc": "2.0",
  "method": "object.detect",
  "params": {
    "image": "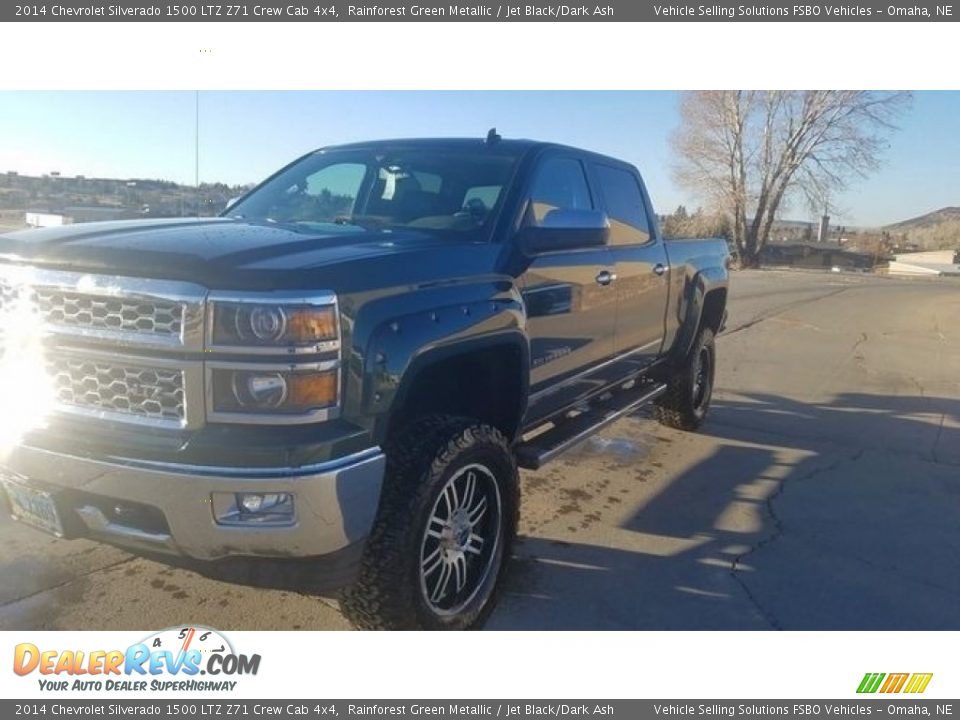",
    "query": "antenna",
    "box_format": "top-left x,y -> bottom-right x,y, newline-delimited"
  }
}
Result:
486,127 -> 501,145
